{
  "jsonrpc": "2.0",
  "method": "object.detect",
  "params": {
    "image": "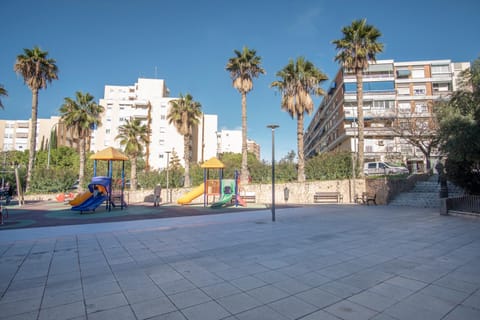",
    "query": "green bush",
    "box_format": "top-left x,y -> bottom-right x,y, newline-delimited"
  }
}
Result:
29,167 -> 77,193
305,151 -> 353,180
